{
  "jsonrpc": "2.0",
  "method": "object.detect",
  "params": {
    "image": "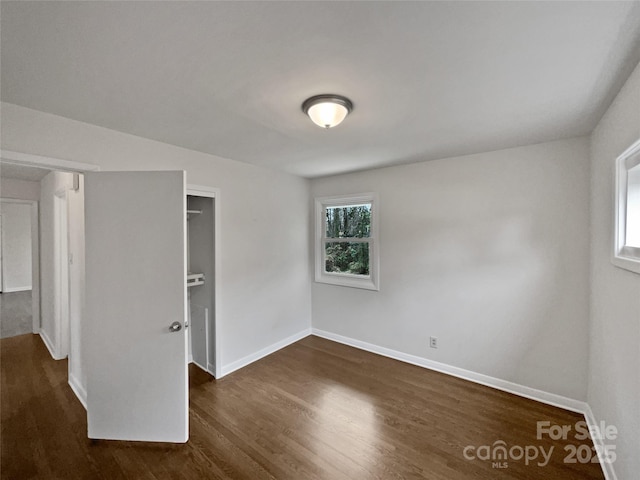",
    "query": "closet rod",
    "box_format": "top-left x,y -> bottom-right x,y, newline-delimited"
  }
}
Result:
187,273 -> 205,288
